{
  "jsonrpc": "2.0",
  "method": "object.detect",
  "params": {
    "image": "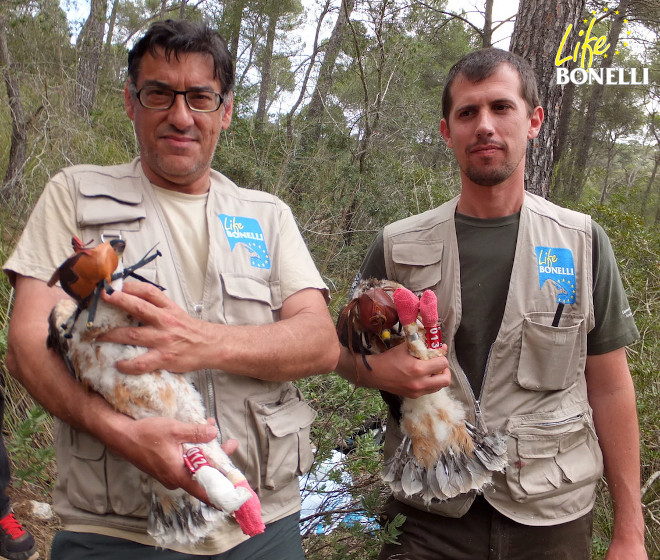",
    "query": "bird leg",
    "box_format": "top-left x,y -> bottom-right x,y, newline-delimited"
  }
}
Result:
183,446 -> 265,537
112,247 -> 166,291
389,287 -> 507,503
85,282 -> 105,328
62,305 -> 83,339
